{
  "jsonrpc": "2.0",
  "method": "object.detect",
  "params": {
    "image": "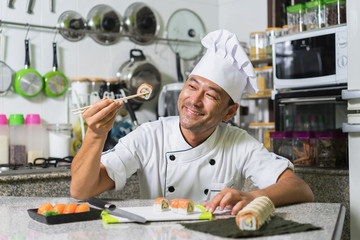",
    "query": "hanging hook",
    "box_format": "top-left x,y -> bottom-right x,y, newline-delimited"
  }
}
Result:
52,29 -> 58,43
25,24 -> 30,40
